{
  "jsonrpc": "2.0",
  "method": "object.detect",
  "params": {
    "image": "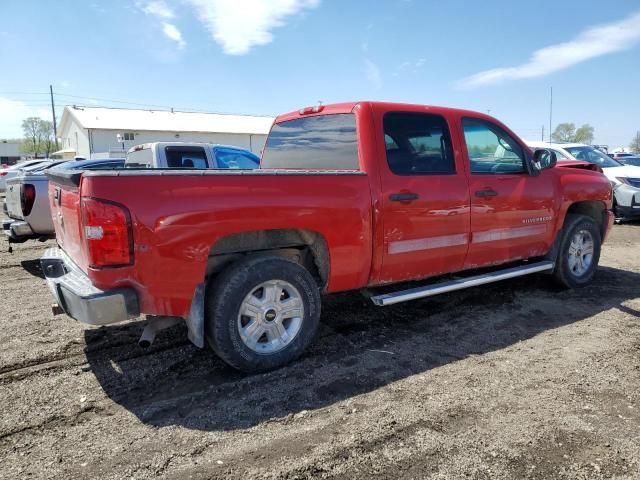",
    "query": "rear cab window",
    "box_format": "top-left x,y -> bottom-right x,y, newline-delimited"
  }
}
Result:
164,146 -> 208,168
261,114 -> 359,170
